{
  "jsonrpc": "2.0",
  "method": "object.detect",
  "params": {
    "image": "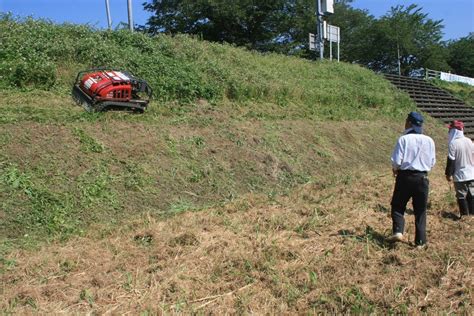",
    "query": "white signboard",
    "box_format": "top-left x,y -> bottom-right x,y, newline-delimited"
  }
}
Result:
326,24 -> 340,43
309,33 -> 317,51
322,0 -> 334,14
